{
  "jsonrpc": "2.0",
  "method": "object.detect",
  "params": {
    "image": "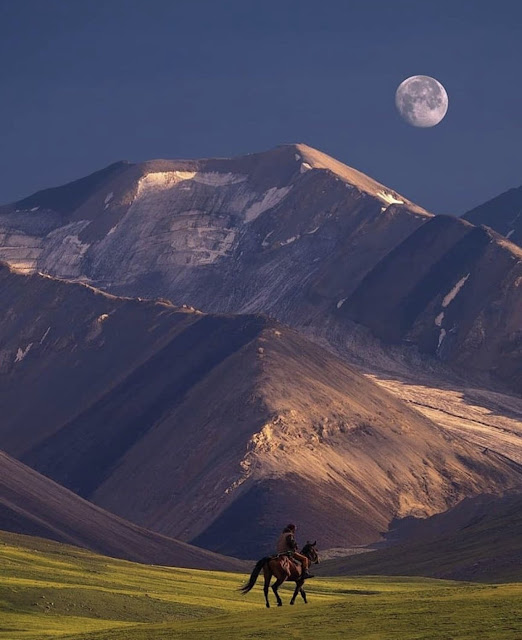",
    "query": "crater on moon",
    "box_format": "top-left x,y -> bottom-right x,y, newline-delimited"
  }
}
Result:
395,75 -> 448,128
